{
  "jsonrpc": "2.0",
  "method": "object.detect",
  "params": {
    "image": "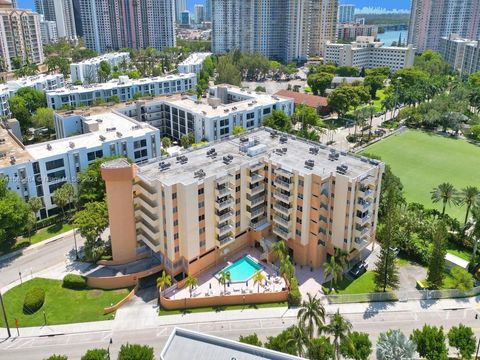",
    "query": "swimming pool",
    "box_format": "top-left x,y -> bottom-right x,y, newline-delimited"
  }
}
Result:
218,255 -> 263,283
